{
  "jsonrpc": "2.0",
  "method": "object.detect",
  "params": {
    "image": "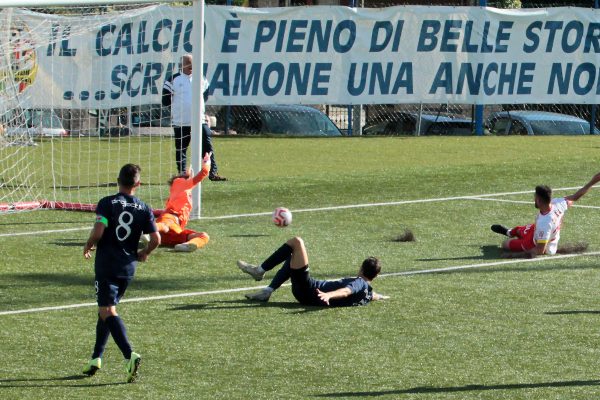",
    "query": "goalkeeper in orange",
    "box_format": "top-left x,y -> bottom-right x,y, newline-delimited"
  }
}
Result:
155,152 -> 212,252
